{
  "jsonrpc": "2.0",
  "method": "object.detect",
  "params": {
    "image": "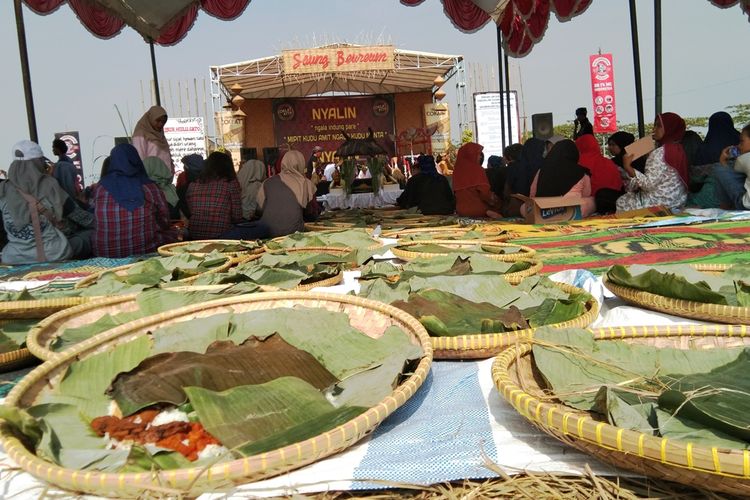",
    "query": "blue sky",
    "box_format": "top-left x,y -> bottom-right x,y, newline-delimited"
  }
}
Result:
1,0 -> 748,182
